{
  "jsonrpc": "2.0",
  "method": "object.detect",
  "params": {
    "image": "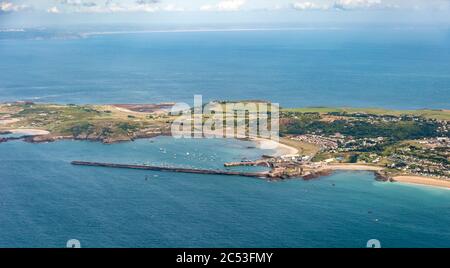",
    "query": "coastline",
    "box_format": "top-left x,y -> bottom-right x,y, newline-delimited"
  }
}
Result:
6,129 -> 50,136
324,164 -> 450,189
200,128 -> 300,158
392,176 -> 450,189
1,126 -> 300,159
326,164 -> 384,171
1,128 -> 449,189
251,137 -> 299,157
